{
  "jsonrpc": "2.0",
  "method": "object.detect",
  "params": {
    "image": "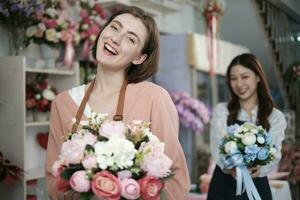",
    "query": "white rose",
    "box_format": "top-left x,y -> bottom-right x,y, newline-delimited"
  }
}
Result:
270,147 -> 277,154
46,8 -> 57,18
26,26 -> 37,37
45,29 -> 57,42
224,141 -> 238,154
82,23 -> 89,30
242,132 -> 256,145
257,136 -> 265,144
35,94 -> 41,100
42,89 -> 55,100
38,23 -> 46,31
